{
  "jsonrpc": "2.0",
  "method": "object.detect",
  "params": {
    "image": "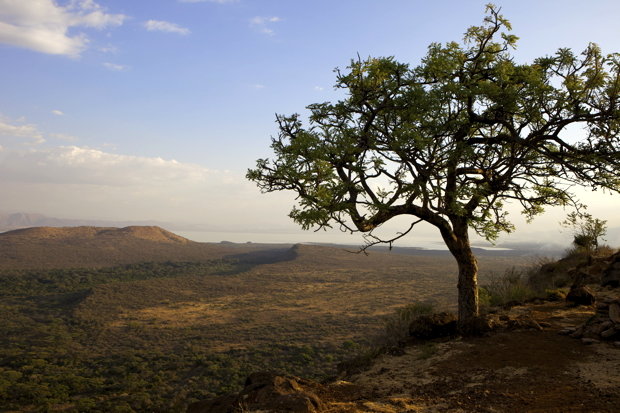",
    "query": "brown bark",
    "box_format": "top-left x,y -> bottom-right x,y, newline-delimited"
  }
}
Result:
441,220 -> 480,333
455,245 -> 480,331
